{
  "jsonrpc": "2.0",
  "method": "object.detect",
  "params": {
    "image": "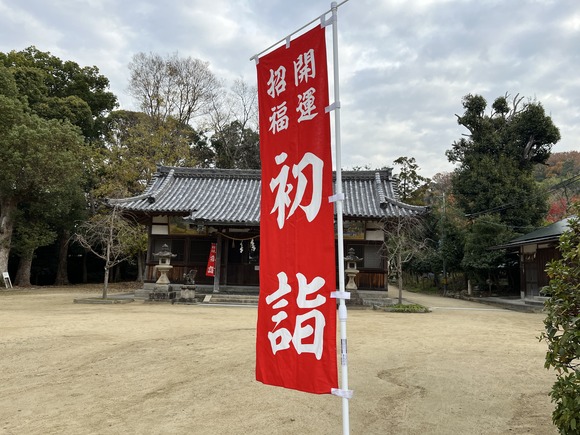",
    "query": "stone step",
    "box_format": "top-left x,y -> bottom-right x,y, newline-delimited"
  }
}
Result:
361,297 -> 394,307
524,298 -> 546,307
203,294 -> 259,305
135,287 -> 388,306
